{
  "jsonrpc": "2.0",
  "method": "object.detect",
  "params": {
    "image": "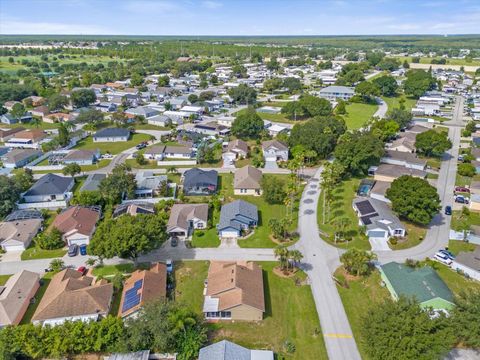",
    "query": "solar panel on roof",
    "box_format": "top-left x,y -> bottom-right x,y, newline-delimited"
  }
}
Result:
360,213 -> 379,225
355,200 -> 376,216
121,279 -> 144,312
